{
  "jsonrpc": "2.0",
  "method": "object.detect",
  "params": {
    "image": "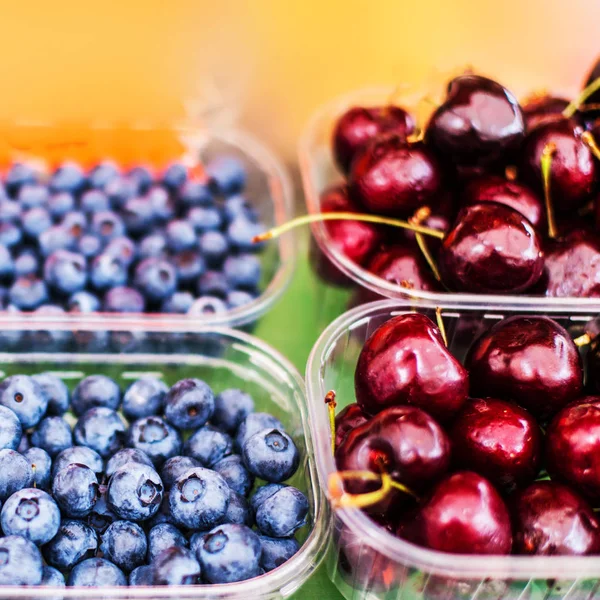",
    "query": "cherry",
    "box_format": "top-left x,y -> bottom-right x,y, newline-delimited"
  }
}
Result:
354,313 -> 468,421
461,175 -> 546,233
332,105 -> 415,174
450,398 -> 541,494
425,74 -> 525,169
334,403 -> 368,449
521,93 -> 570,130
396,471 -> 512,555
546,396 -> 600,503
438,202 -> 544,294
349,134 -> 443,217
519,116 -> 597,214
466,316 -> 583,421
512,481 -> 600,556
